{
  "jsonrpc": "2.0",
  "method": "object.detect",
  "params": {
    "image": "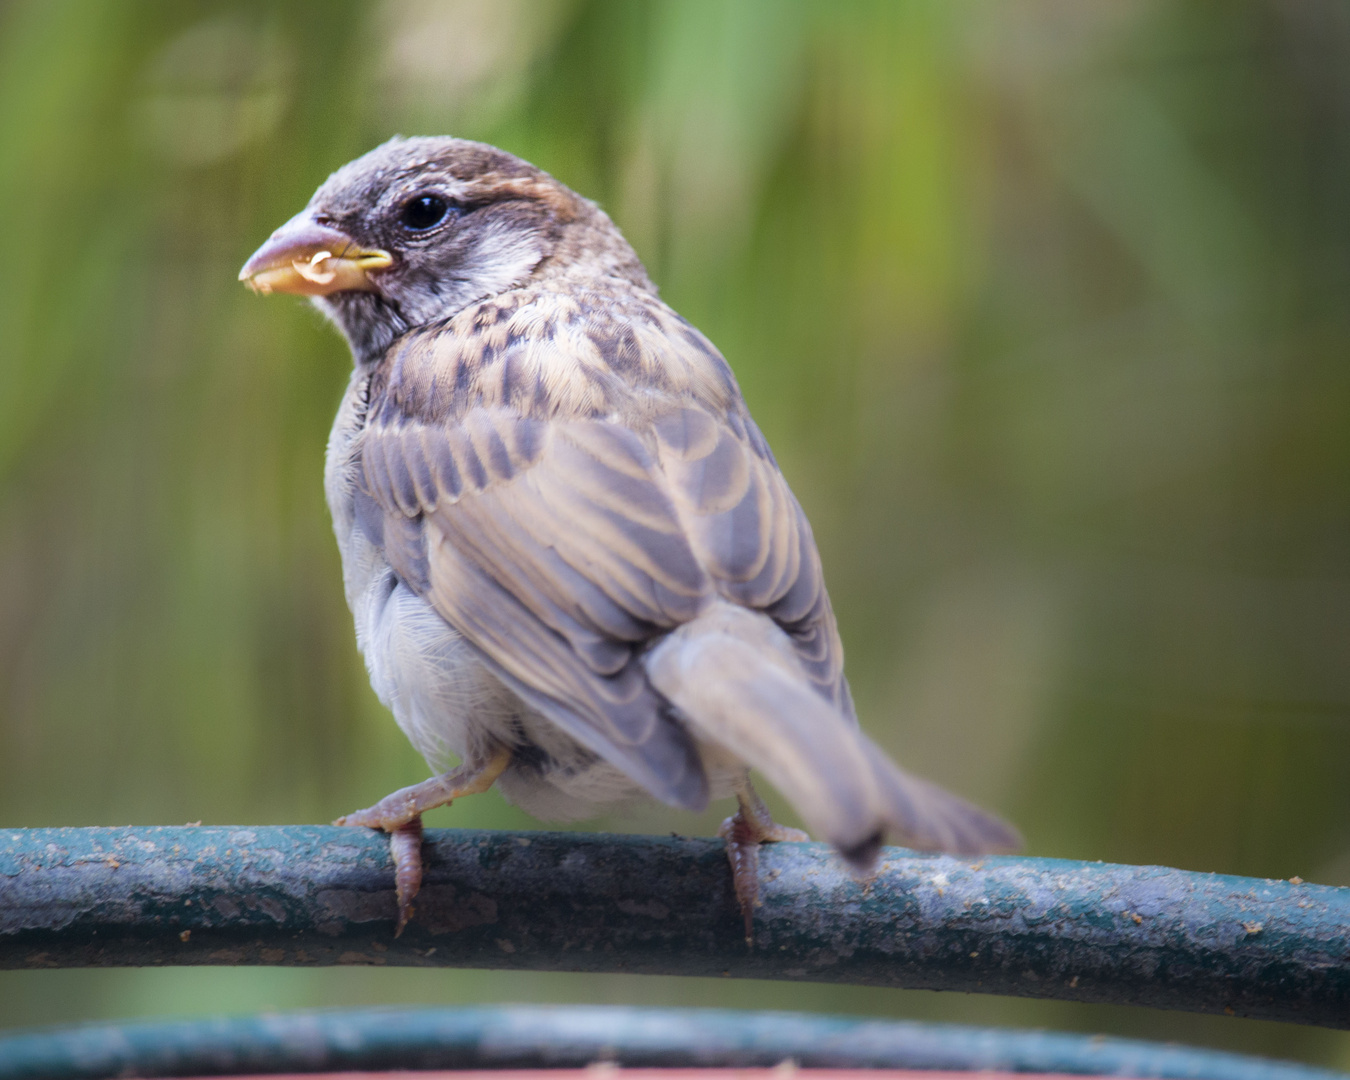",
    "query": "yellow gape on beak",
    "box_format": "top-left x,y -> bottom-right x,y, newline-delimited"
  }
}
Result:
239,213 -> 393,297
